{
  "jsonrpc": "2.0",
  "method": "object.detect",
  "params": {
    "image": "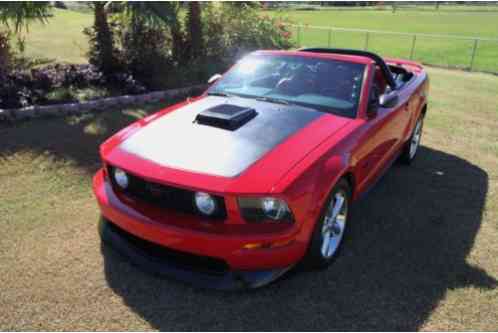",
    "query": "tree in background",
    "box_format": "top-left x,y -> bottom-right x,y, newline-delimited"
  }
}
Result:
122,1 -> 183,61
0,1 -> 51,33
84,1 -> 182,76
86,2 -> 117,75
203,2 -> 294,63
0,2 -> 51,75
186,2 -> 203,60
83,1 -> 294,90
85,2 -> 206,78
124,1 -> 207,64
